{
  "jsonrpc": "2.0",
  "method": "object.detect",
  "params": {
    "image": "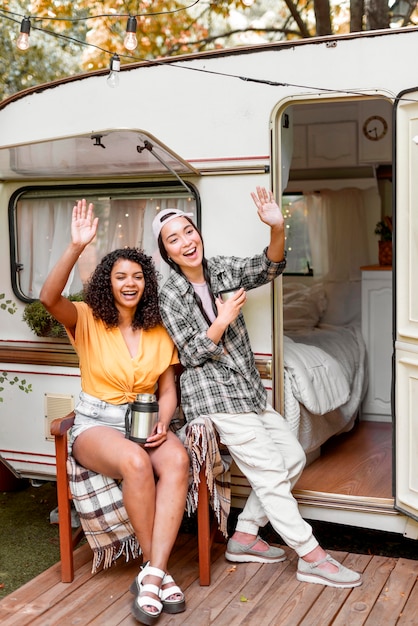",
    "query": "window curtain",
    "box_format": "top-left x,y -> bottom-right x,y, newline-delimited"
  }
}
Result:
16,195 -> 196,299
106,200 -> 146,251
98,197 -> 195,282
17,199 -> 77,298
305,187 -> 379,325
